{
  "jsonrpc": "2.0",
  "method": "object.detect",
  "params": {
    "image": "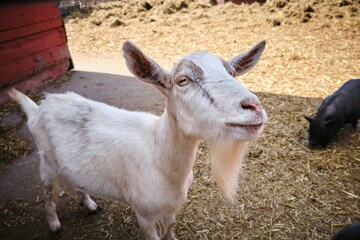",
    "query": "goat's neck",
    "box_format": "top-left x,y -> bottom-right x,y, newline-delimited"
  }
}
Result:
155,108 -> 200,184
